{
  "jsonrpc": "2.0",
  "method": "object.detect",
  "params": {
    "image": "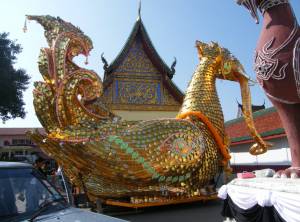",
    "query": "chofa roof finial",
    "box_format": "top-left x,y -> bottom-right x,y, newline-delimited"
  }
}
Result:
137,0 -> 142,21
101,53 -> 108,71
168,57 -> 177,79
